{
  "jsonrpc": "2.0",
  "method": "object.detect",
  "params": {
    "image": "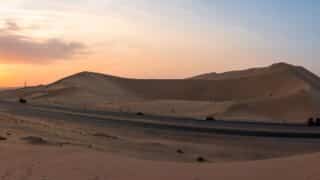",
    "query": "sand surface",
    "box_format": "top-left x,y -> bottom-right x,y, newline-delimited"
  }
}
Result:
2,62 -> 320,123
1,62 -> 320,179
0,143 -> 320,180
0,101 -> 320,179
